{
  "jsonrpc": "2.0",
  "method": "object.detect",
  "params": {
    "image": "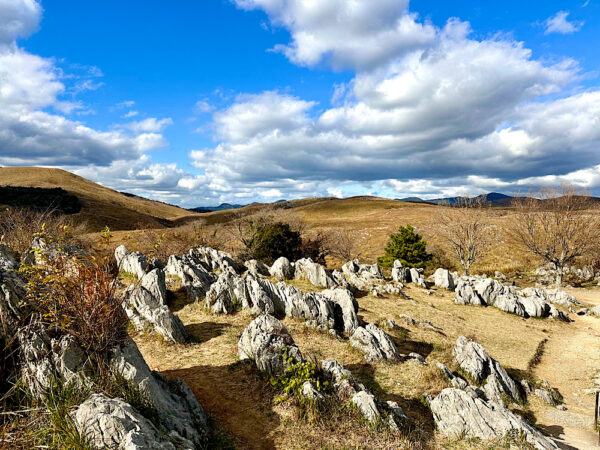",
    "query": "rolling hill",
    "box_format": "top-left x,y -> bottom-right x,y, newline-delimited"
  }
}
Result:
0,167 -> 199,231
